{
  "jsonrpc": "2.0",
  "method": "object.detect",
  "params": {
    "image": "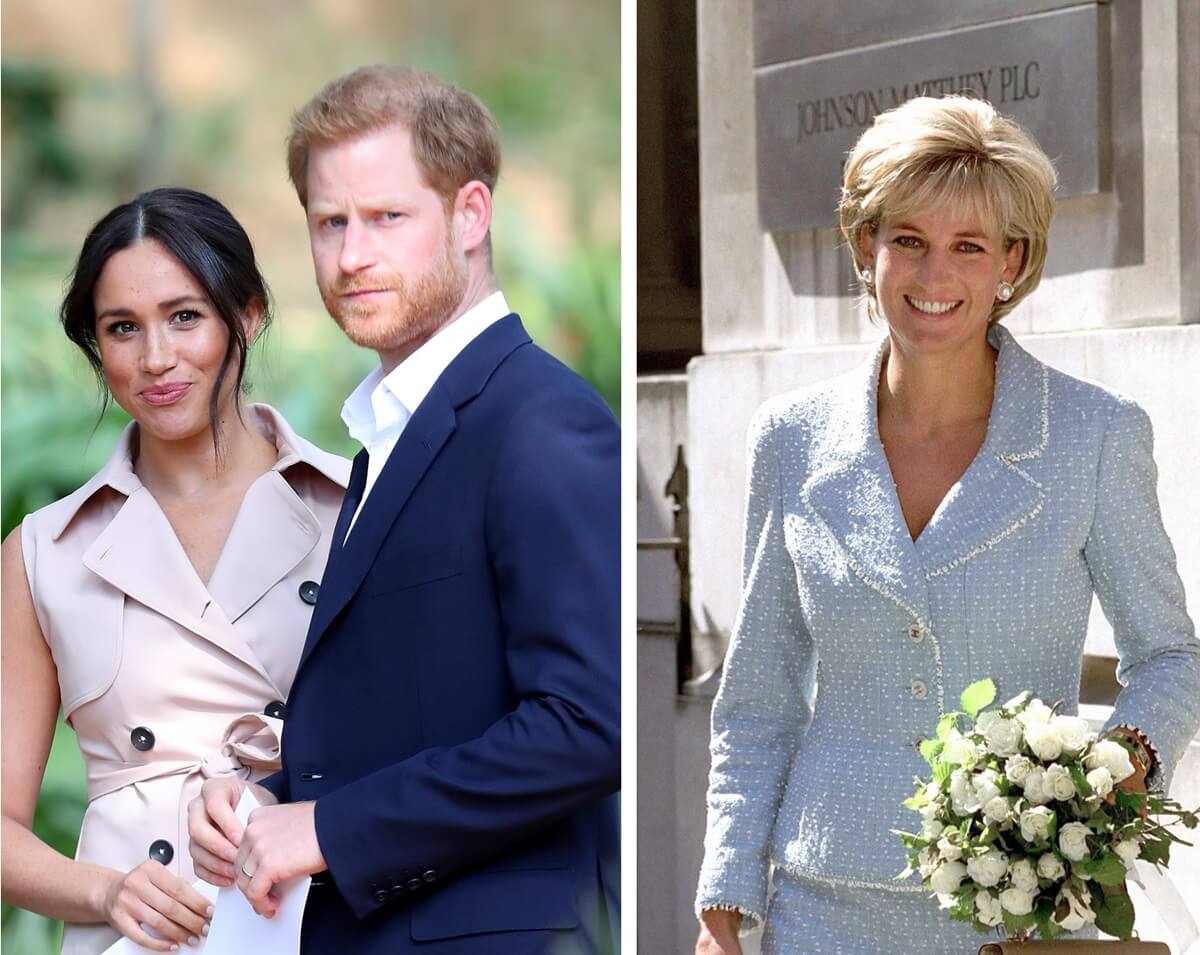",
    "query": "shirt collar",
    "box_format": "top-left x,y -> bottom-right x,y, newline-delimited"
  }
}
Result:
340,290 -> 510,447
48,403 -> 349,541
